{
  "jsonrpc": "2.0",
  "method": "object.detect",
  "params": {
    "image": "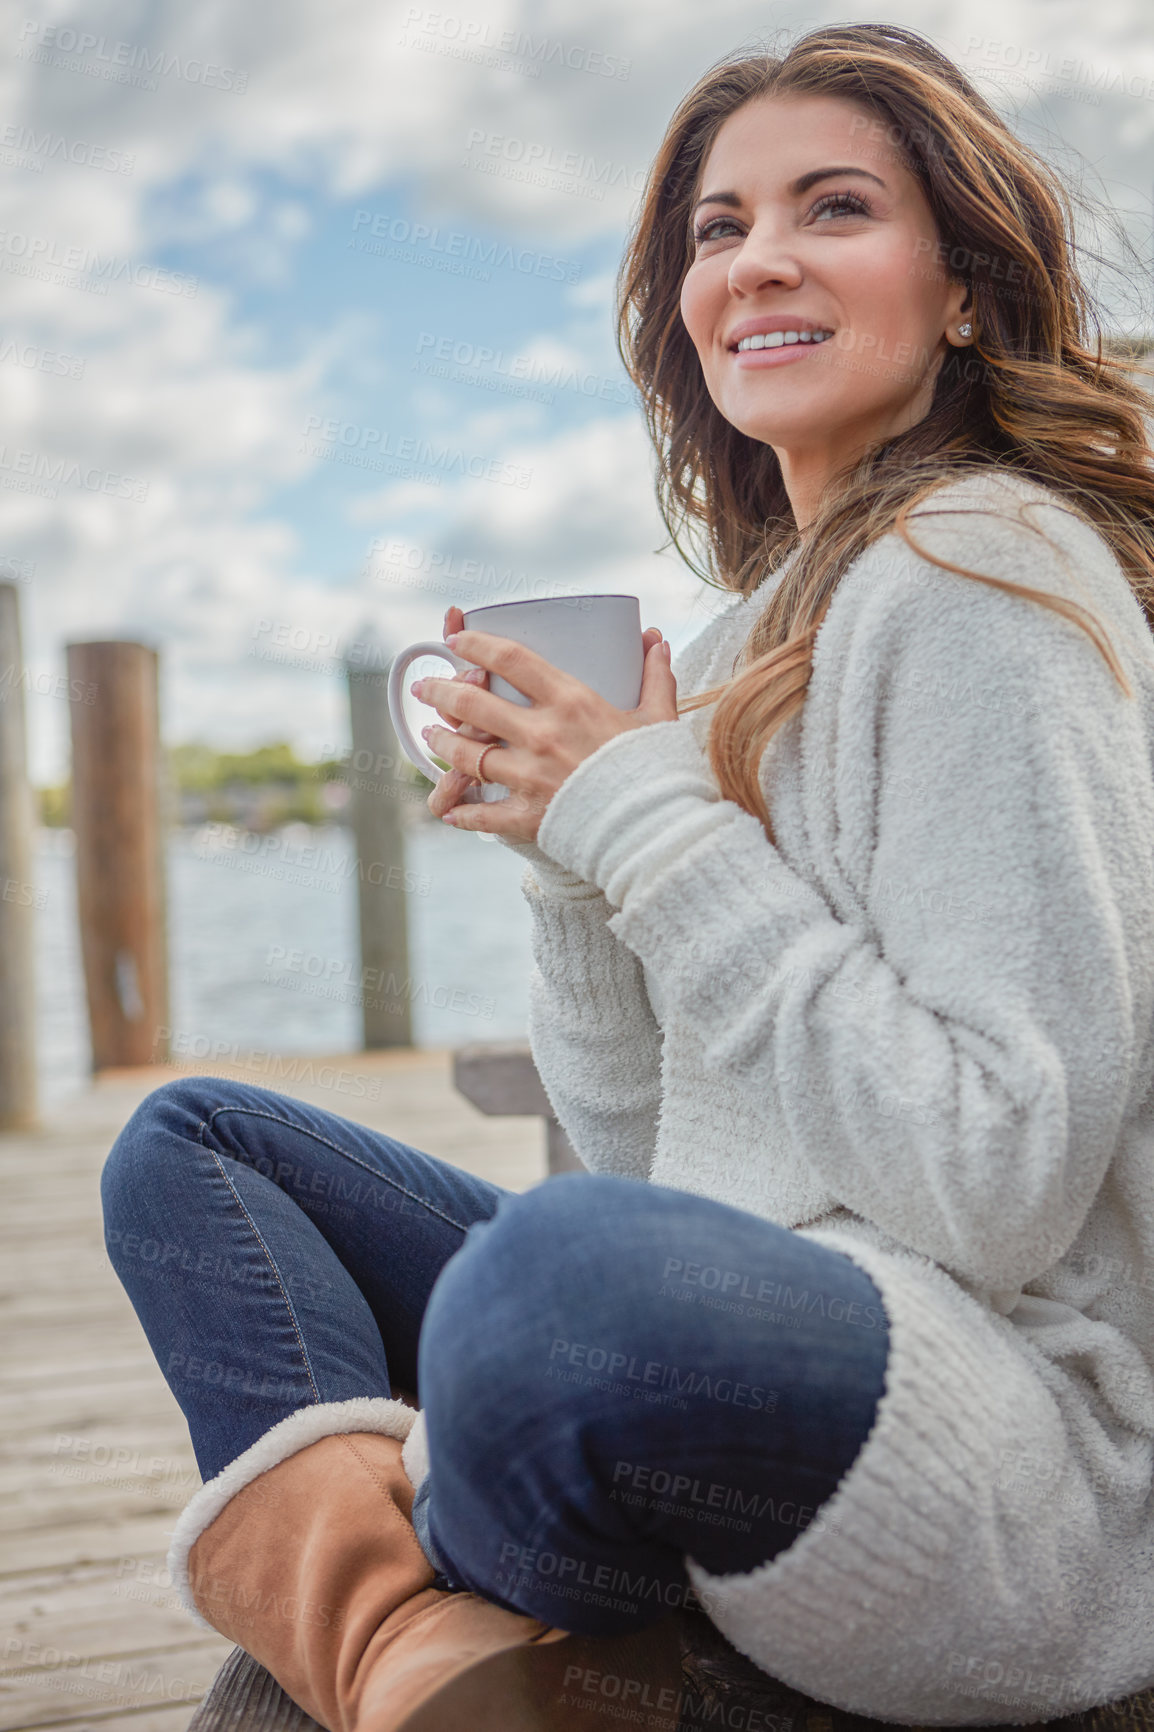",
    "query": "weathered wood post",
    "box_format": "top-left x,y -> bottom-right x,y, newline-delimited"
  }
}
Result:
346,626 -> 412,1047
66,641 -> 170,1070
0,582 -> 38,1128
